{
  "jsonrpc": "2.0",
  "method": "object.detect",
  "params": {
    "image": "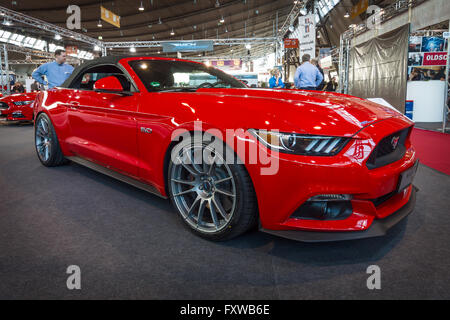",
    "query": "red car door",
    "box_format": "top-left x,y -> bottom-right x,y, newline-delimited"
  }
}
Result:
66,88 -> 140,178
